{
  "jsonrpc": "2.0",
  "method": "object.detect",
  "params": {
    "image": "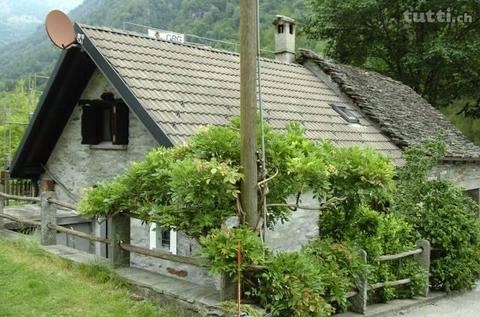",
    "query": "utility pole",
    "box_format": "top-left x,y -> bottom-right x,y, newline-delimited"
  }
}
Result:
240,0 -> 258,228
